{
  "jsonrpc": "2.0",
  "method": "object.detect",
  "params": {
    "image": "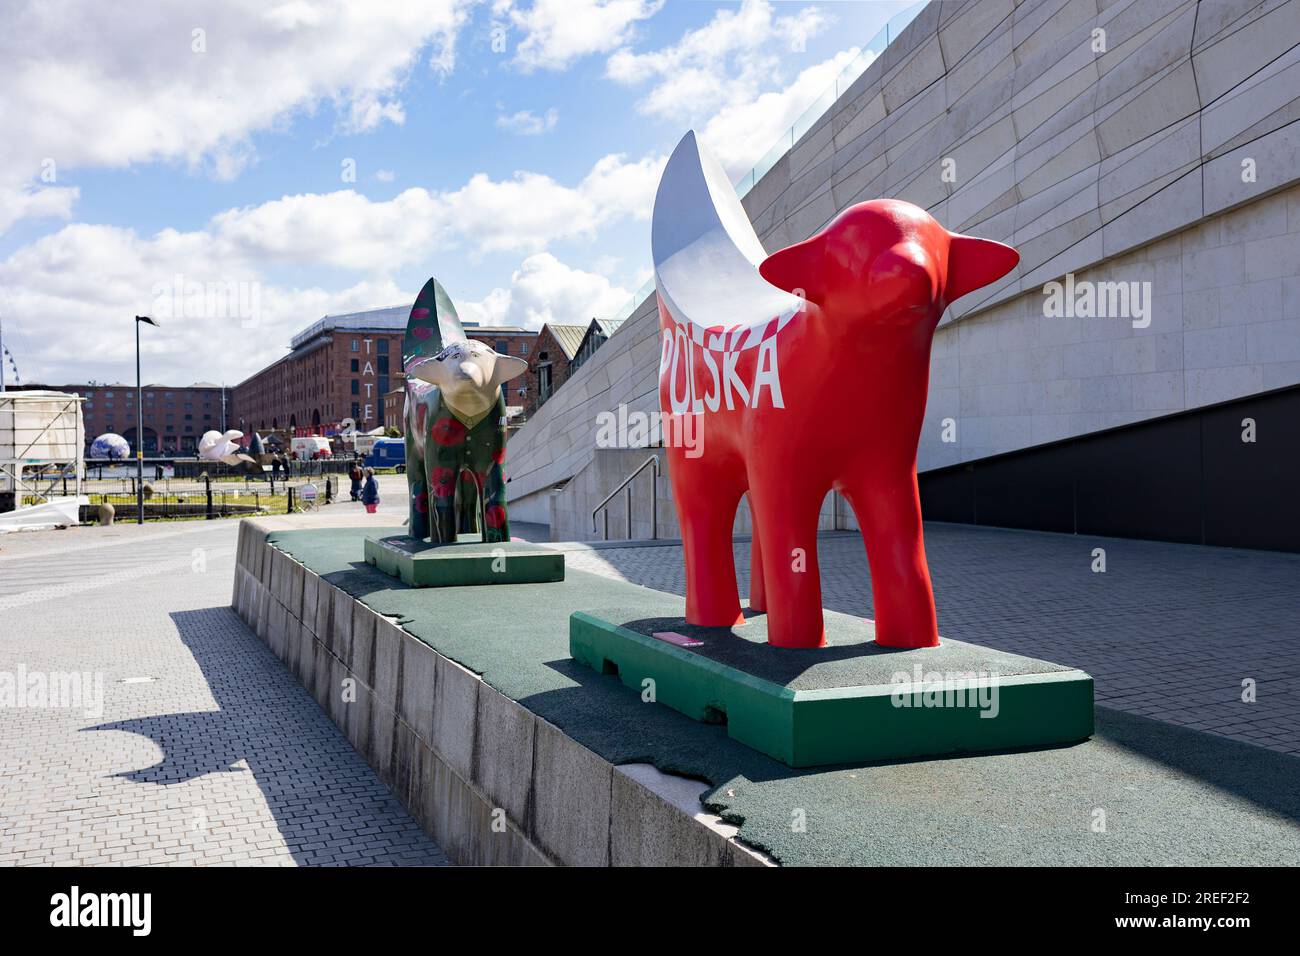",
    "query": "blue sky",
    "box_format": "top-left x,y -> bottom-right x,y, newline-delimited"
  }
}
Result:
0,0 -> 916,387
